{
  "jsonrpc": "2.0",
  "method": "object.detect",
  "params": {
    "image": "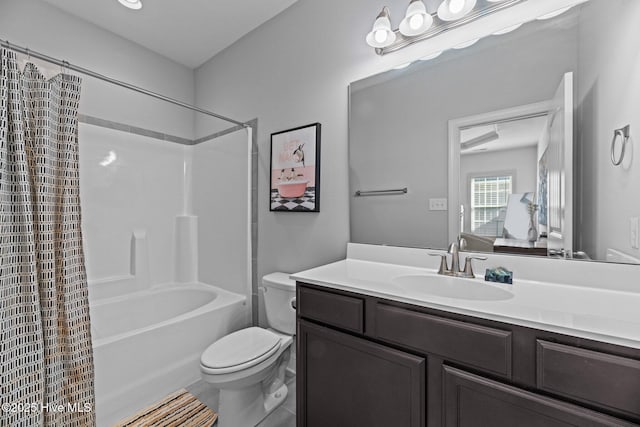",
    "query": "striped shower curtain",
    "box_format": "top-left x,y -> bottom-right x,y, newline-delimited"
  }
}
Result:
0,48 -> 95,426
